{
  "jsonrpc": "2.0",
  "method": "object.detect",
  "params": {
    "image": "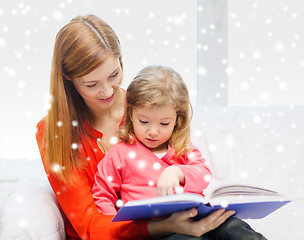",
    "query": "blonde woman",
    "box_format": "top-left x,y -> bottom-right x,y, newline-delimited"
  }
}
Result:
36,15 -> 238,239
